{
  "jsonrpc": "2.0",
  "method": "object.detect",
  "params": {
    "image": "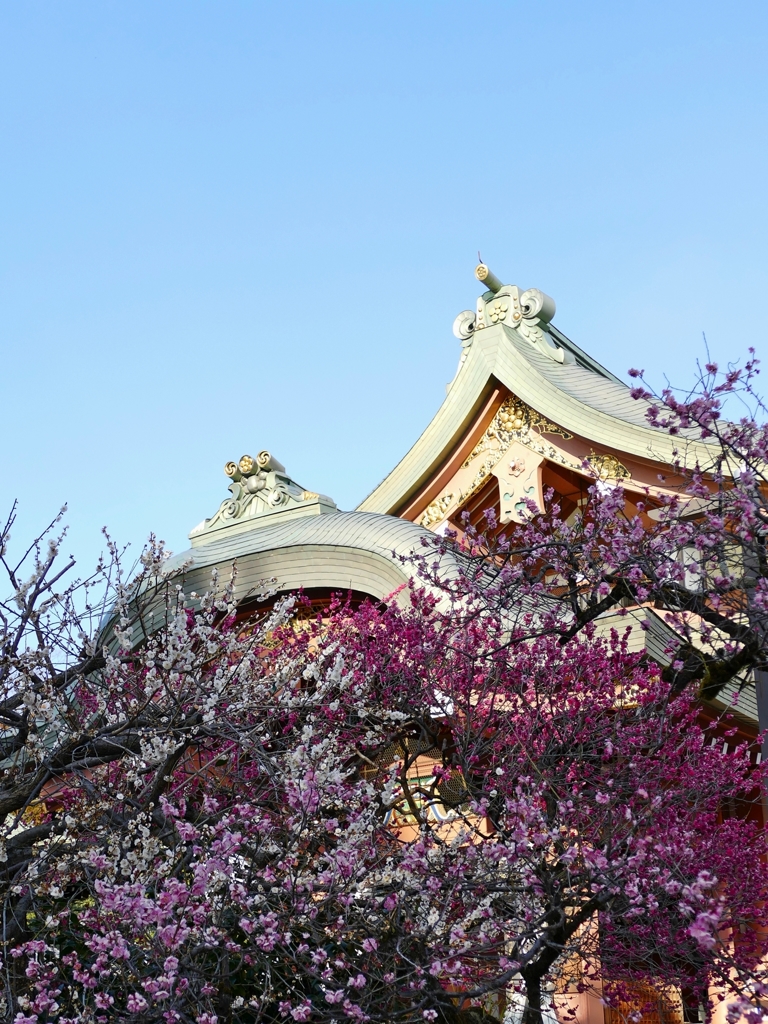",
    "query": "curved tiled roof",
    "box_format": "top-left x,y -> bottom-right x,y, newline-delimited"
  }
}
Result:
162,509 -> 447,608
359,317 -> 716,516
167,510 -> 434,574
512,327 -> 654,430
109,509 -> 450,649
